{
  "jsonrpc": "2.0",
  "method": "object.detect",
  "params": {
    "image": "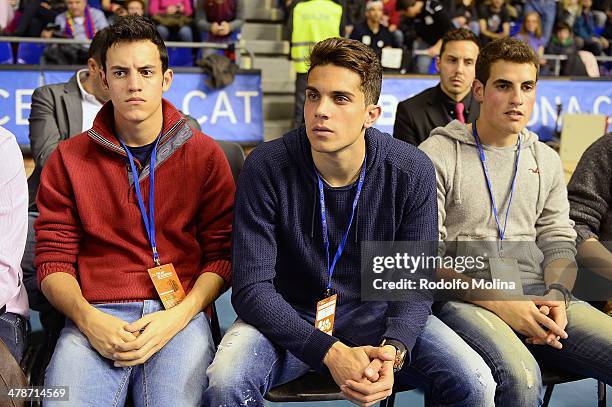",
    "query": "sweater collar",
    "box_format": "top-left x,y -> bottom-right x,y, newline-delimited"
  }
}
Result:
88,98 -> 186,155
